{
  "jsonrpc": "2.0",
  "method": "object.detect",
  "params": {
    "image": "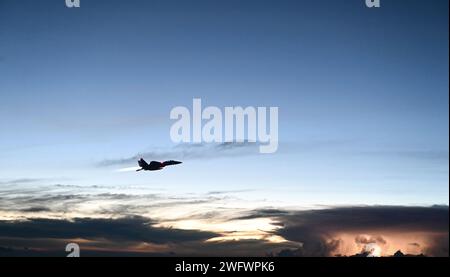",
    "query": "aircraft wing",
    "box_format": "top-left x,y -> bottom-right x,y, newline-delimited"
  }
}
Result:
163,160 -> 182,166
